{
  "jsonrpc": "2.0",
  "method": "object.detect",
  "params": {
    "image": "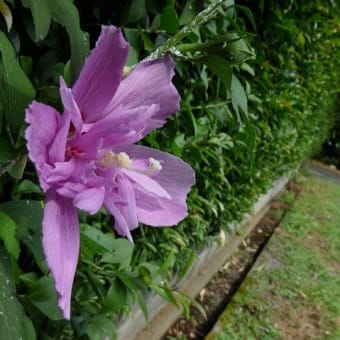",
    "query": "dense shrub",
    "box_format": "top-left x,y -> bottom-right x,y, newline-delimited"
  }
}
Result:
0,0 -> 339,338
